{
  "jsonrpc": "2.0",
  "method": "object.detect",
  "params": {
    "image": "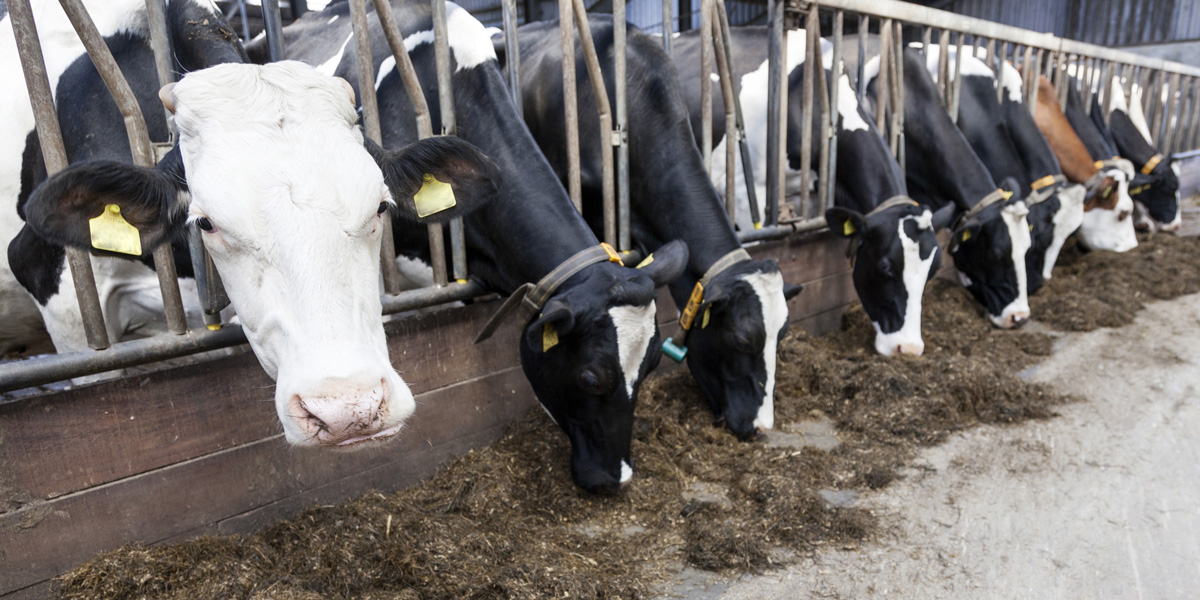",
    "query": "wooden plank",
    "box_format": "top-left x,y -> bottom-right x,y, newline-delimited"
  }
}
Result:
0,367 -> 535,595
